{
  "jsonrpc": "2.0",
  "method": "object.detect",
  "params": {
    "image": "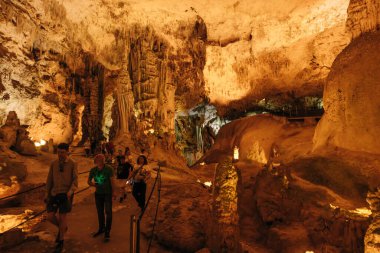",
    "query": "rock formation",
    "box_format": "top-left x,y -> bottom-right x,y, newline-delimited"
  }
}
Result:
365,188 -> 380,253
313,30 -> 380,154
347,0 -> 380,39
0,111 -> 36,156
208,157 -> 241,253
1,0 -> 380,252
0,0 -> 358,146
